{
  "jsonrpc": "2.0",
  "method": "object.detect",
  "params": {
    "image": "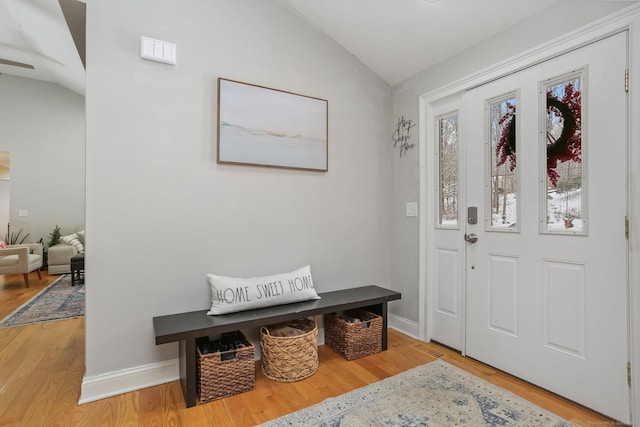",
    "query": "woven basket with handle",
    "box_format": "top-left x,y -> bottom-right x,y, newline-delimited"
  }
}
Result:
324,309 -> 382,360
260,318 -> 318,382
196,331 -> 255,404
